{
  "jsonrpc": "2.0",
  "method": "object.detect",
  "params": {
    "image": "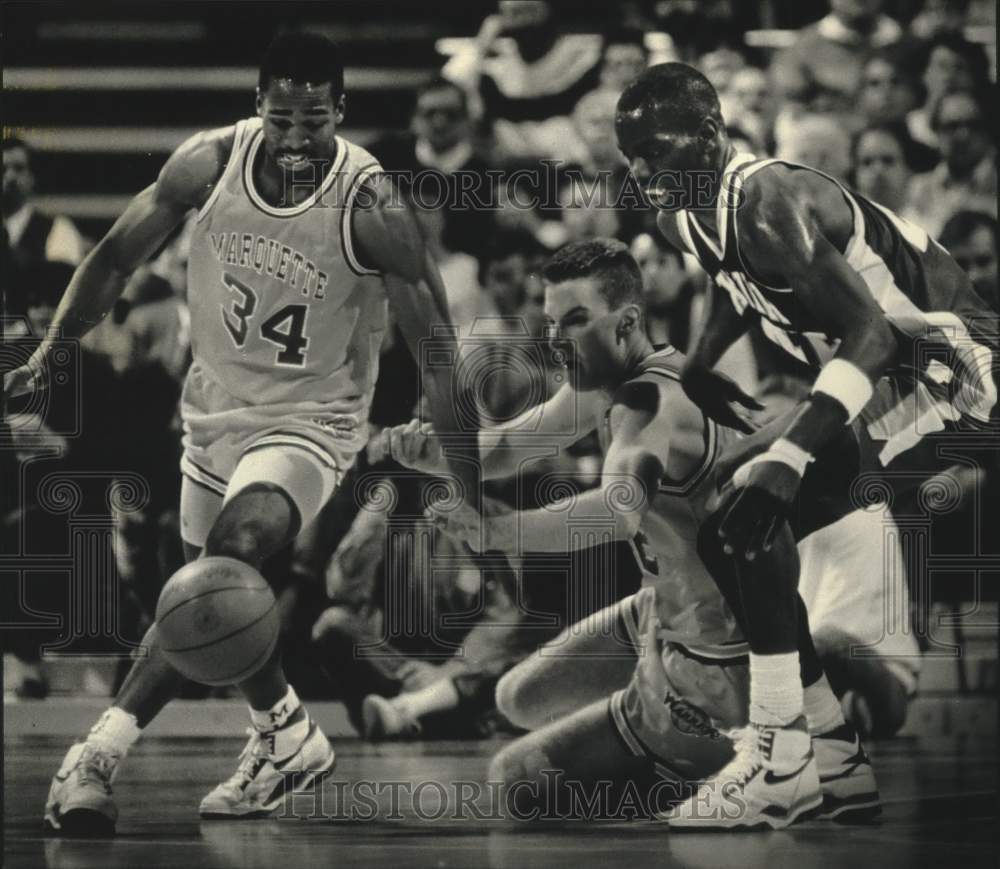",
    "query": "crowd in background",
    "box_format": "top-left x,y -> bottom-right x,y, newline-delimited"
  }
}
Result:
3,0 -> 997,739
